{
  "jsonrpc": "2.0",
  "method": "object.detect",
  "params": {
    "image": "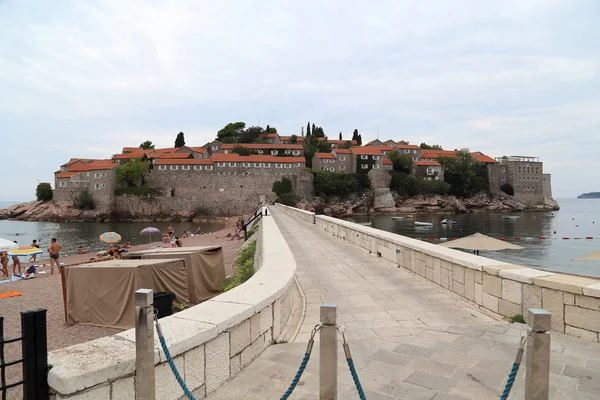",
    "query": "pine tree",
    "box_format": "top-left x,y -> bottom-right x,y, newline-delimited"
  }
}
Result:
352,129 -> 359,142
339,132 -> 342,141
306,122 -> 311,137
174,132 -> 185,148
357,134 -> 362,146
